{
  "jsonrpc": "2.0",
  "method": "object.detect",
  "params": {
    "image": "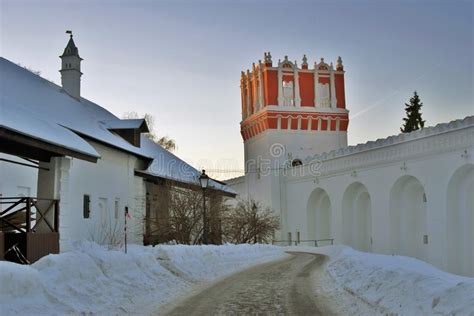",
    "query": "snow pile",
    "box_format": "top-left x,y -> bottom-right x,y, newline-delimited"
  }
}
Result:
301,246 -> 474,315
0,242 -> 287,315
